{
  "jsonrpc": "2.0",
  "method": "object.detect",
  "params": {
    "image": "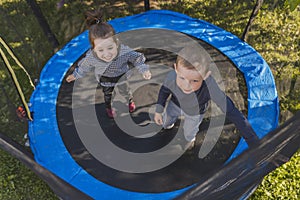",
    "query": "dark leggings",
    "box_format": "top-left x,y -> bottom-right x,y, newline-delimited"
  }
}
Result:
100,75 -> 132,109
